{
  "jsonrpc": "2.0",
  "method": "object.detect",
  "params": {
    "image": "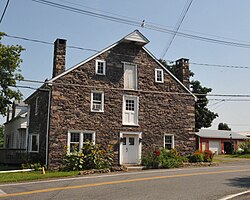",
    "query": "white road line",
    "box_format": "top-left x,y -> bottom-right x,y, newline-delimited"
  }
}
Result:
0,189 -> 6,195
218,190 -> 250,200
0,164 -> 248,187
